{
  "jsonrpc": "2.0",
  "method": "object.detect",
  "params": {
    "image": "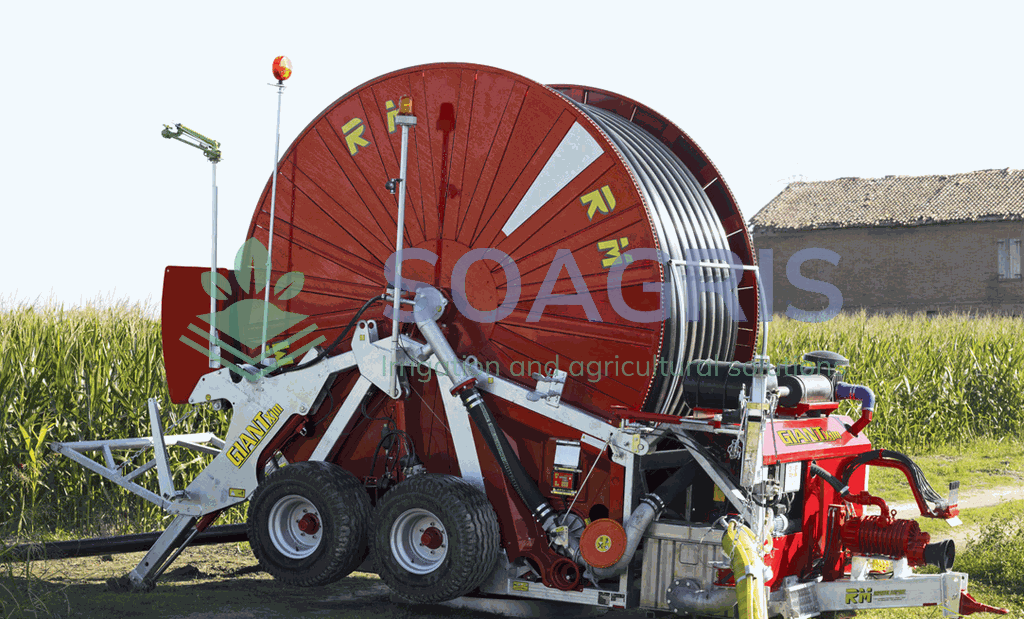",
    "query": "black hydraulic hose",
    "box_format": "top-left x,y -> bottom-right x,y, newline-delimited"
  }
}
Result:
274,295 -> 386,375
459,388 -> 557,530
809,462 -> 851,497
324,295 -> 388,355
840,449 -> 945,505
